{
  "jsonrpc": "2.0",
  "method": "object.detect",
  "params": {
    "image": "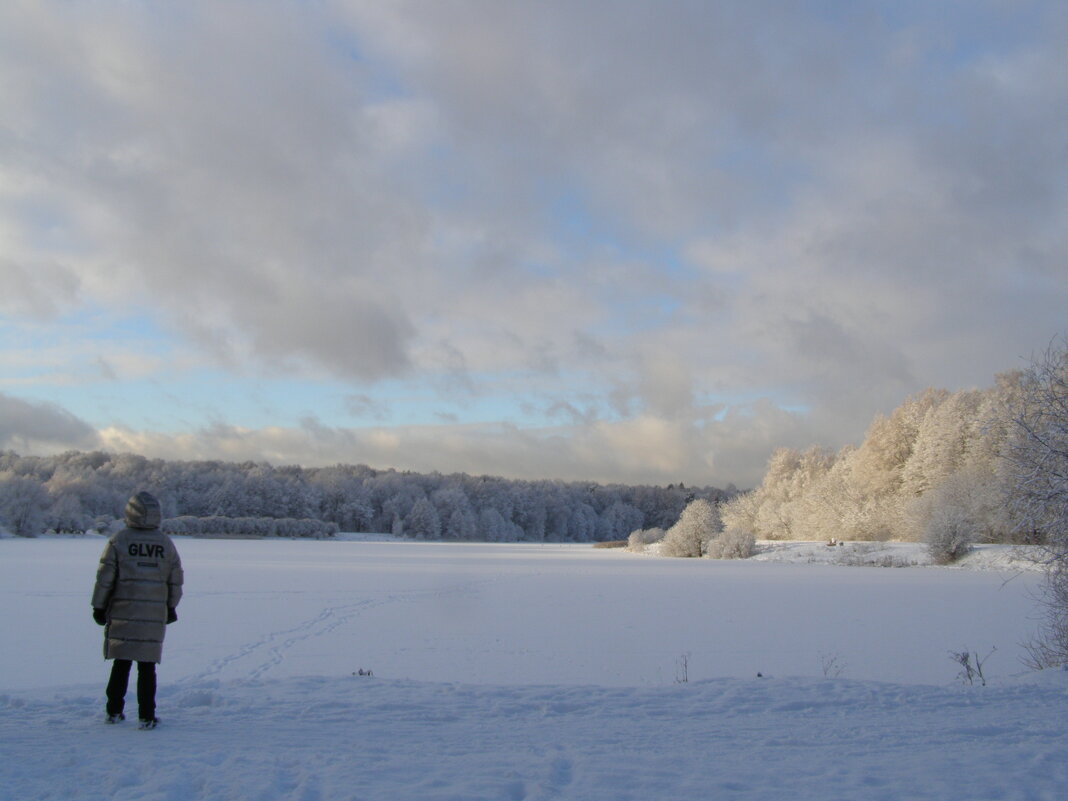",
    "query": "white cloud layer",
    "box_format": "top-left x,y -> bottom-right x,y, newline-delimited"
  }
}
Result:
2,1 -> 1067,486
94,403 -> 810,488
0,393 -> 99,453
